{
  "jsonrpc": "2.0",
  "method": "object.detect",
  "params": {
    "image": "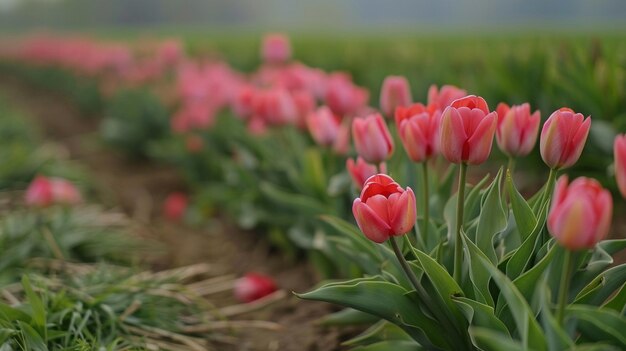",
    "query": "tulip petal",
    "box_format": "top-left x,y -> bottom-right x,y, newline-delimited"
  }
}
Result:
352,198 -> 392,243
467,112 -> 497,165
389,188 -> 417,236
440,107 -> 466,163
